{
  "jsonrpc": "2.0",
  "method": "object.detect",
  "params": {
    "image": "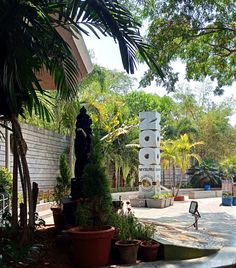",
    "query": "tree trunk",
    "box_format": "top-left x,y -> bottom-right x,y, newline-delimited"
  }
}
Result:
11,135 -> 18,229
69,131 -> 75,177
11,116 -> 34,229
175,171 -> 183,197
172,165 -> 176,196
4,121 -> 10,170
18,160 -> 27,228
